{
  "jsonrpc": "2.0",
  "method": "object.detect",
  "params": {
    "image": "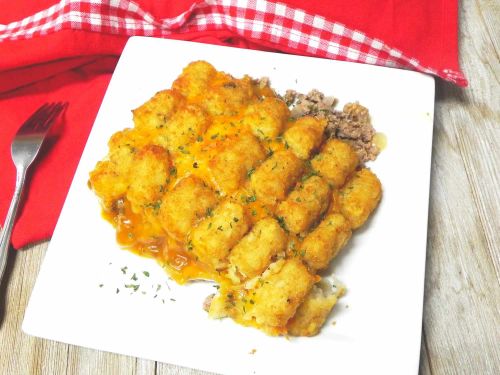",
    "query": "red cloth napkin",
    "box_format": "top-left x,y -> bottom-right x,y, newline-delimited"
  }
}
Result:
0,0 -> 466,249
